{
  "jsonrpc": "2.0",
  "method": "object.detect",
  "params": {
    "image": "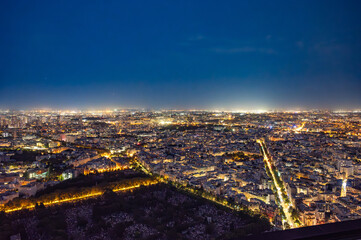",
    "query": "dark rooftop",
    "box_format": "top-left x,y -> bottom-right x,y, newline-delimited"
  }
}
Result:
244,218 -> 361,240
